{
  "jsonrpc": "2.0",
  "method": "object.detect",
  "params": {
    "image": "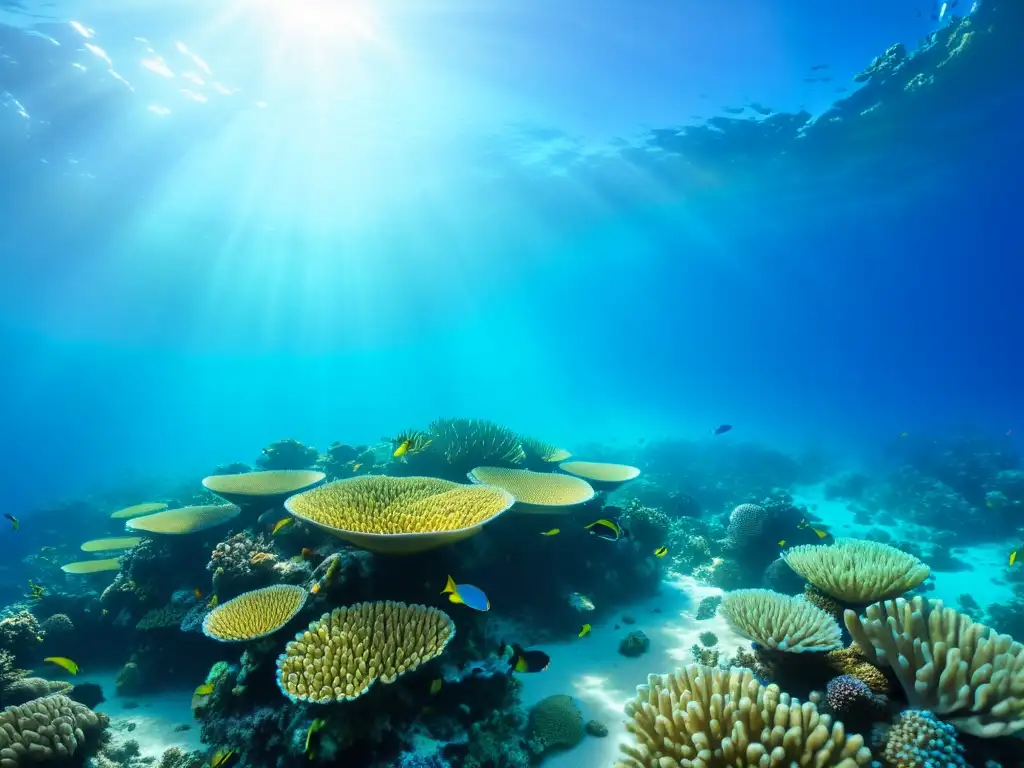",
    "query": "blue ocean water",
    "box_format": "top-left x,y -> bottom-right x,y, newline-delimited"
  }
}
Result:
0,2 -> 1022,766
